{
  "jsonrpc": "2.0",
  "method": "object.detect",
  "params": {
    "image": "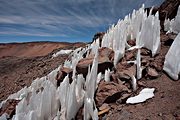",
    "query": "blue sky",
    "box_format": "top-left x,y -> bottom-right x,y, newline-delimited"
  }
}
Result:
0,0 -> 164,43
